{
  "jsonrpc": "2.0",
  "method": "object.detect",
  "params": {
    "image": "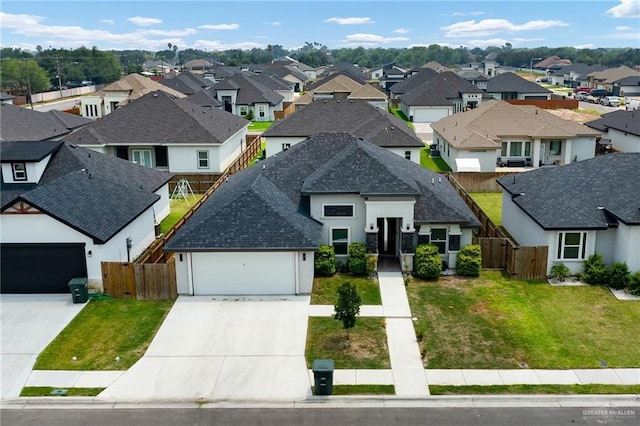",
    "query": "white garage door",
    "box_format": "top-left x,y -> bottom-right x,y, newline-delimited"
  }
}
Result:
191,252 -> 296,295
413,108 -> 449,123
